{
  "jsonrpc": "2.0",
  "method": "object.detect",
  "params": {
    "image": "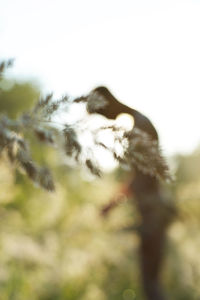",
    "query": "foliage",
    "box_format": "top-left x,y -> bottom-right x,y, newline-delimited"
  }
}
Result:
1,59 -> 200,299
0,139 -> 200,300
0,59 -> 170,192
